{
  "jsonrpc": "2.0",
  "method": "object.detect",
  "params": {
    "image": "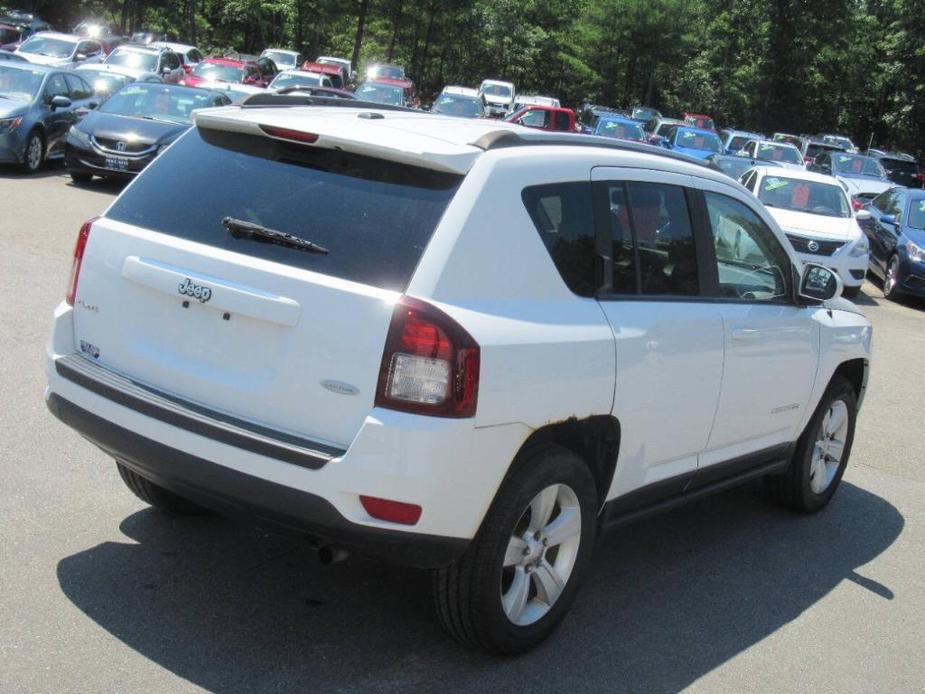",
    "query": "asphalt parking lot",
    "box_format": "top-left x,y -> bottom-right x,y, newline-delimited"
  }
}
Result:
2,165 -> 924,693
